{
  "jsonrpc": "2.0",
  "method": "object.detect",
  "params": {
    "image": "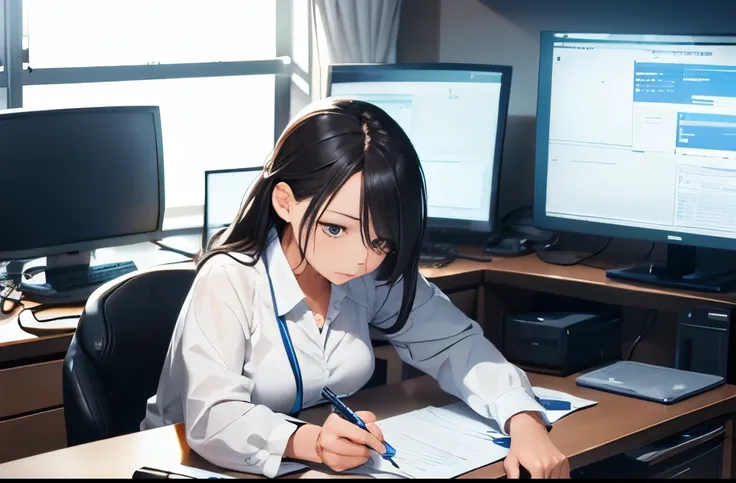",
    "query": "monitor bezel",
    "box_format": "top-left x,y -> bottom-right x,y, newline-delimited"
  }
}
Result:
327,62 -> 512,240
533,31 -> 736,252
202,166 -> 264,250
0,105 -> 166,261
